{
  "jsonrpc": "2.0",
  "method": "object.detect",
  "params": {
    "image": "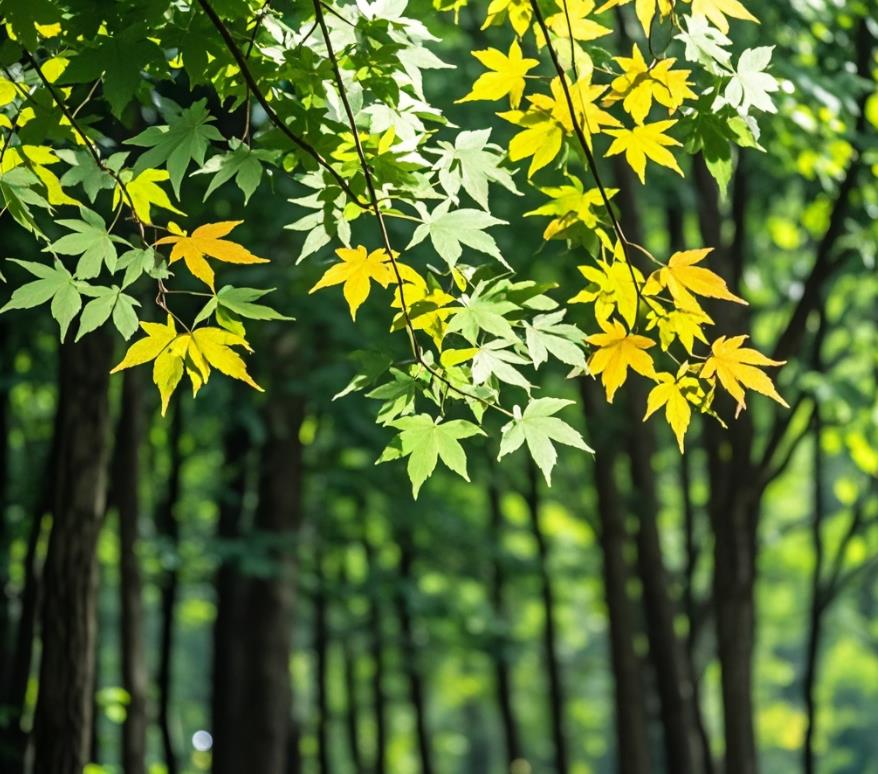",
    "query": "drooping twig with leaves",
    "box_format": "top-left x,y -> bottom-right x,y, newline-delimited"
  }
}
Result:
0,0 -> 786,495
